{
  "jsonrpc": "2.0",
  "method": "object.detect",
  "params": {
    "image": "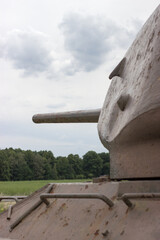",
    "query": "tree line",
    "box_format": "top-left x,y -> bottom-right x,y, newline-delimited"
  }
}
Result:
0,148 -> 110,181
